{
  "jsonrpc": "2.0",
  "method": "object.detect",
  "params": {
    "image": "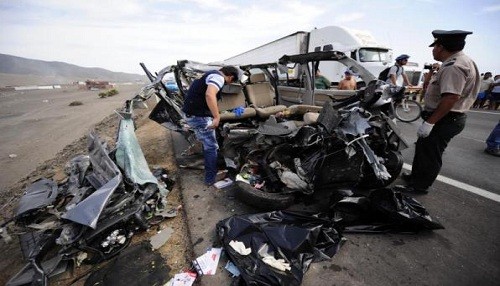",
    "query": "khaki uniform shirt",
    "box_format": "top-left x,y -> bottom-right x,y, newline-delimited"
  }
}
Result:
424,51 -> 480,113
